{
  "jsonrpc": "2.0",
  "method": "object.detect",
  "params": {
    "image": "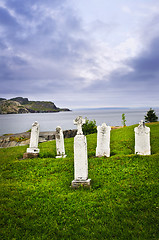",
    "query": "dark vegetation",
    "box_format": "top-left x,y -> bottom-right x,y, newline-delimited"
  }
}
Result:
145,108 -> 158,122
82,118 -> 97,135
0,122 -> 159,239
0,98 -> 6,101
